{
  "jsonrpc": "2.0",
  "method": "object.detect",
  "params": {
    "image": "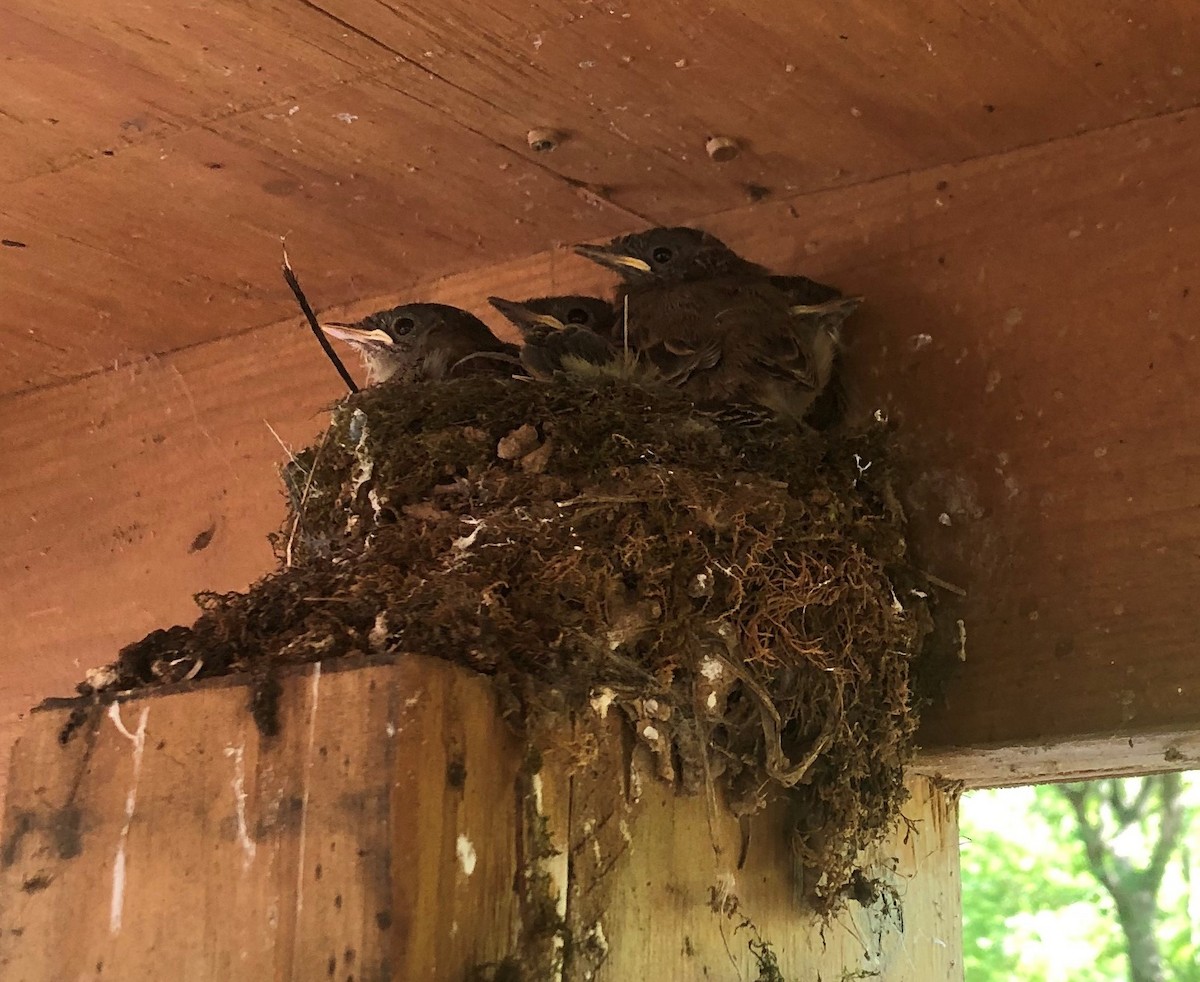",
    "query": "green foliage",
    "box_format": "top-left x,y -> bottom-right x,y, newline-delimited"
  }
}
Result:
961,778 -> 1200,981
